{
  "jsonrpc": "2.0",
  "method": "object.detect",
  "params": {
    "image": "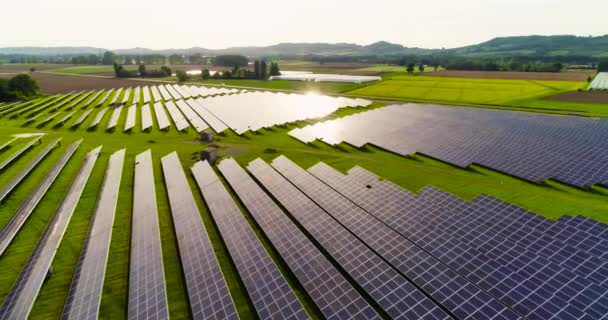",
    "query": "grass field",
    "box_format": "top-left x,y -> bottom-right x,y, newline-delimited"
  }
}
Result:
186,78 -> 370,94
345,73 -> 608,114
46,65 -> 120,75
1,85 -> 607,319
